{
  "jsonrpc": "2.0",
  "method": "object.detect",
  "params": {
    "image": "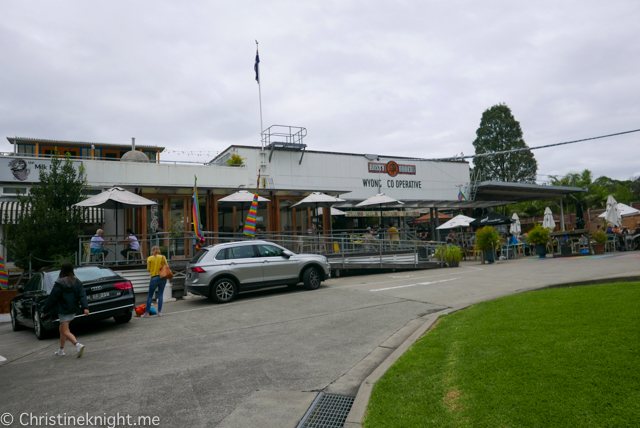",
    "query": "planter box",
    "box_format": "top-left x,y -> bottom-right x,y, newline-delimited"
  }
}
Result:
592,243 -> 605,255
0,290 -> 19,314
